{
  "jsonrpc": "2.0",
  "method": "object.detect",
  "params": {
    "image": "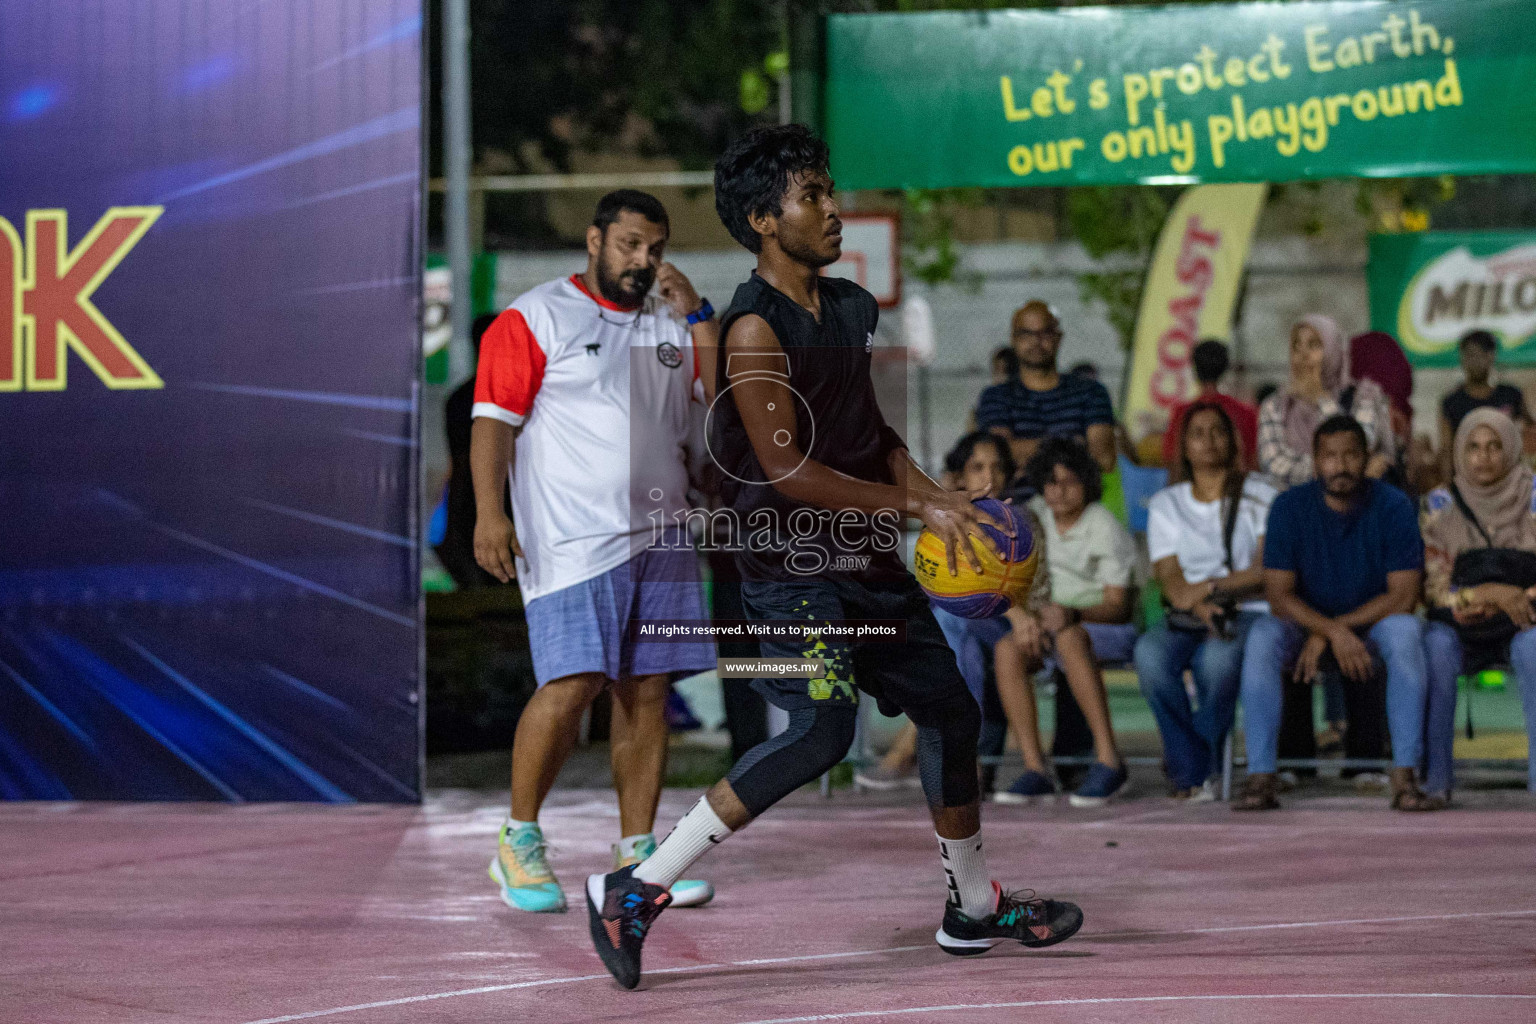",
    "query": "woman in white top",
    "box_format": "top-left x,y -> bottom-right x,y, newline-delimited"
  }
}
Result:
1134,403 -> 1277,799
